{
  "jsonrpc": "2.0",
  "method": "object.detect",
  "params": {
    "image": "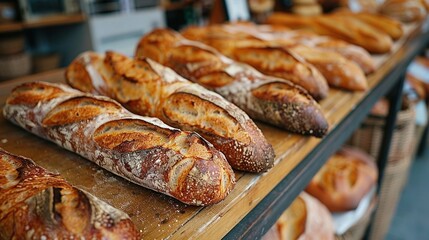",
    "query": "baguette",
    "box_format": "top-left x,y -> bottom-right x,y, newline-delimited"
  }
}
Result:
3,82 -> 235,206
182,26 -> 329,100
265,13 -> 393,54
66,51 -> 274,172
223,23 -> 376,74
0,148 -> 139,239
136,29 -> 329,137
334,11 -> 404,40
182,25 -> 367,91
